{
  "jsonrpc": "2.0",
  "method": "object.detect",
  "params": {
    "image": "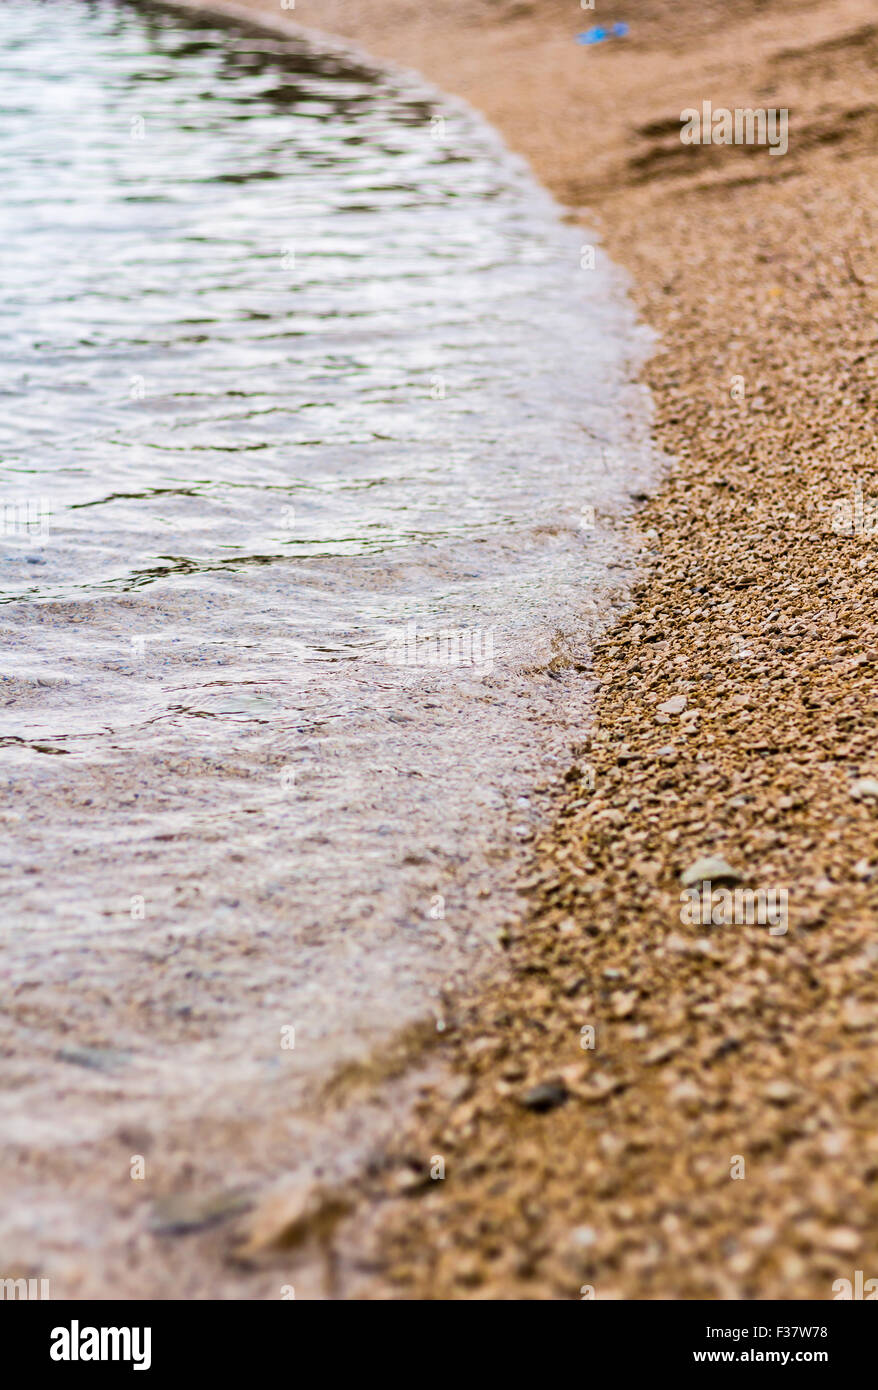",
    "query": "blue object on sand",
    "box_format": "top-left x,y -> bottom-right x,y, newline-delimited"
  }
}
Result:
576,22 -> 629,45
